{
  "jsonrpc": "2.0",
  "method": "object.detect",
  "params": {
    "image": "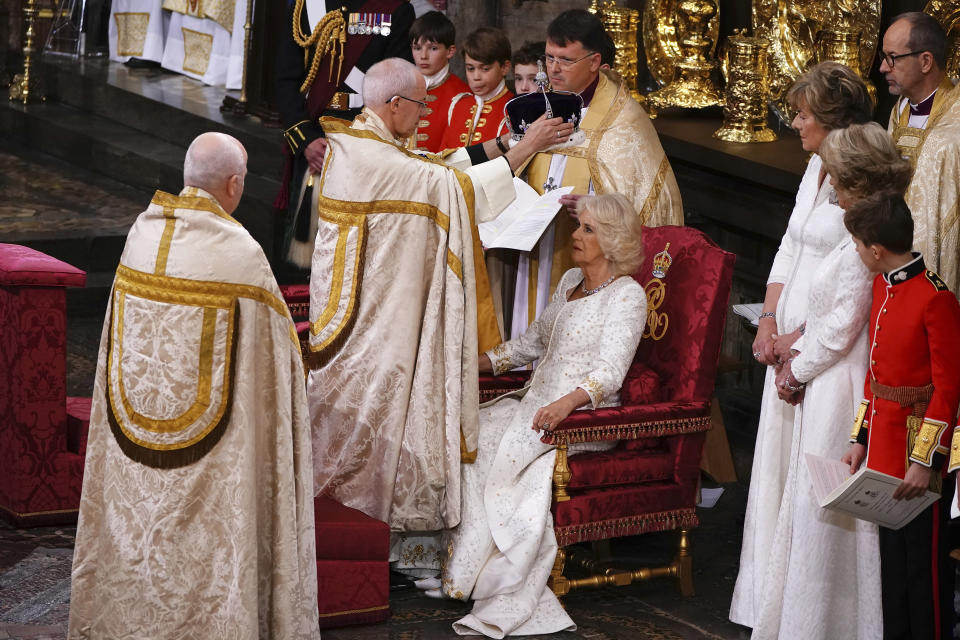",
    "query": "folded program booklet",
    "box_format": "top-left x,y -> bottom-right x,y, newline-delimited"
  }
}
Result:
478,177 -> 574,252
804,452 -> 939,530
